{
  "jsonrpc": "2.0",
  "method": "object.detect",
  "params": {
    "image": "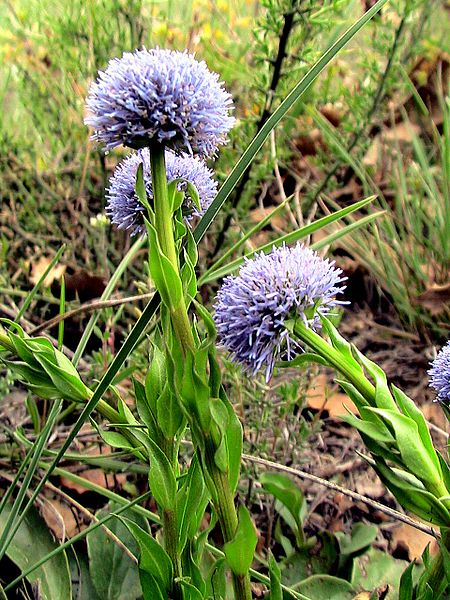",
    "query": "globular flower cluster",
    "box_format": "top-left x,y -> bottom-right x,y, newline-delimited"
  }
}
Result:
85,47 -> 234,157
214,244 -> 347,380
428,341 -> 450,403
106,149 -> 217,236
